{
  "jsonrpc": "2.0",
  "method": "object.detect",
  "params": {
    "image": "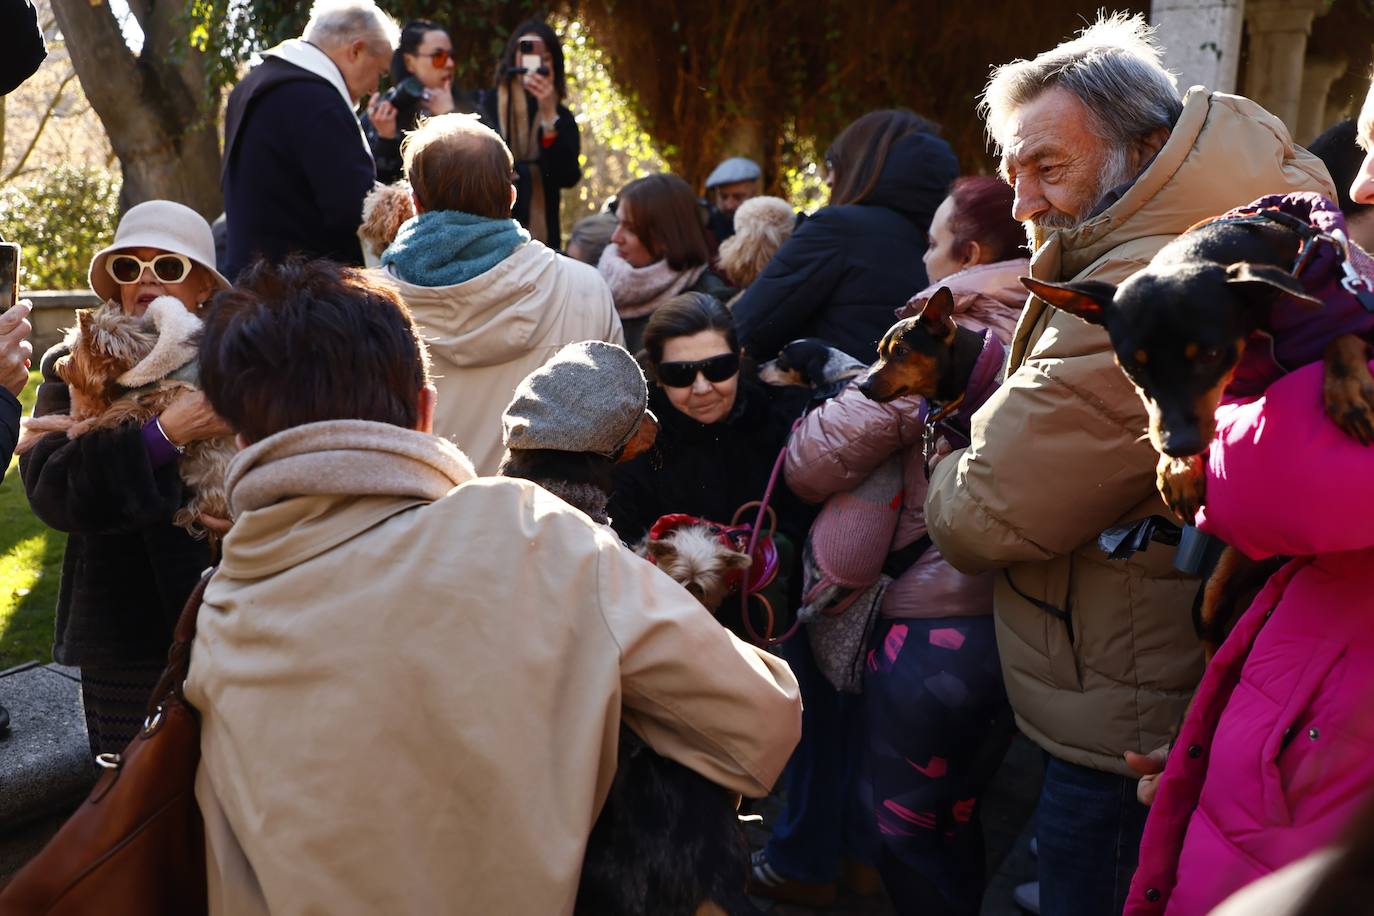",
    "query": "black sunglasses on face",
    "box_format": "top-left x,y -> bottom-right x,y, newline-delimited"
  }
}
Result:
657,352 -> 740,388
